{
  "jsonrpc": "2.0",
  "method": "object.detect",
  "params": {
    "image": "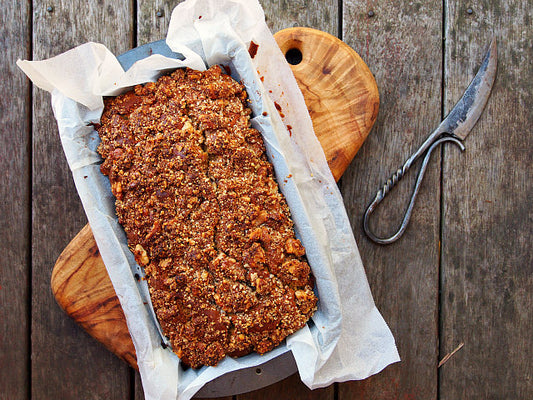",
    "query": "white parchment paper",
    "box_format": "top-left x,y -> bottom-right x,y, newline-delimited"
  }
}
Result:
18,0 -> 400,399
